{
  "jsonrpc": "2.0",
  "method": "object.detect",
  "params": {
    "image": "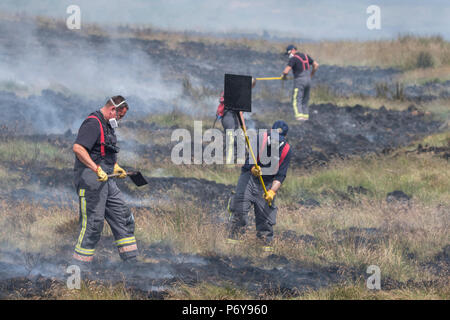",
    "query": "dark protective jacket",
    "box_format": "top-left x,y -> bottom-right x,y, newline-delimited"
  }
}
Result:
242,131 -> 292,185
74,110 -> 119,174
